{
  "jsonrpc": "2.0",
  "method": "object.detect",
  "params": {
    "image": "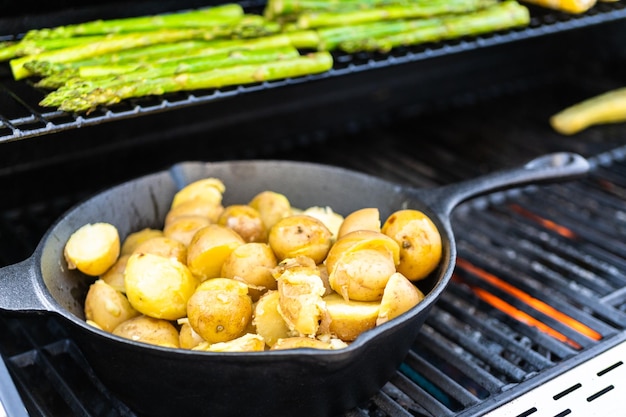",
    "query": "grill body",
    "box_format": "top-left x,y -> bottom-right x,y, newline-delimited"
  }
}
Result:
1,2 -> 626,417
